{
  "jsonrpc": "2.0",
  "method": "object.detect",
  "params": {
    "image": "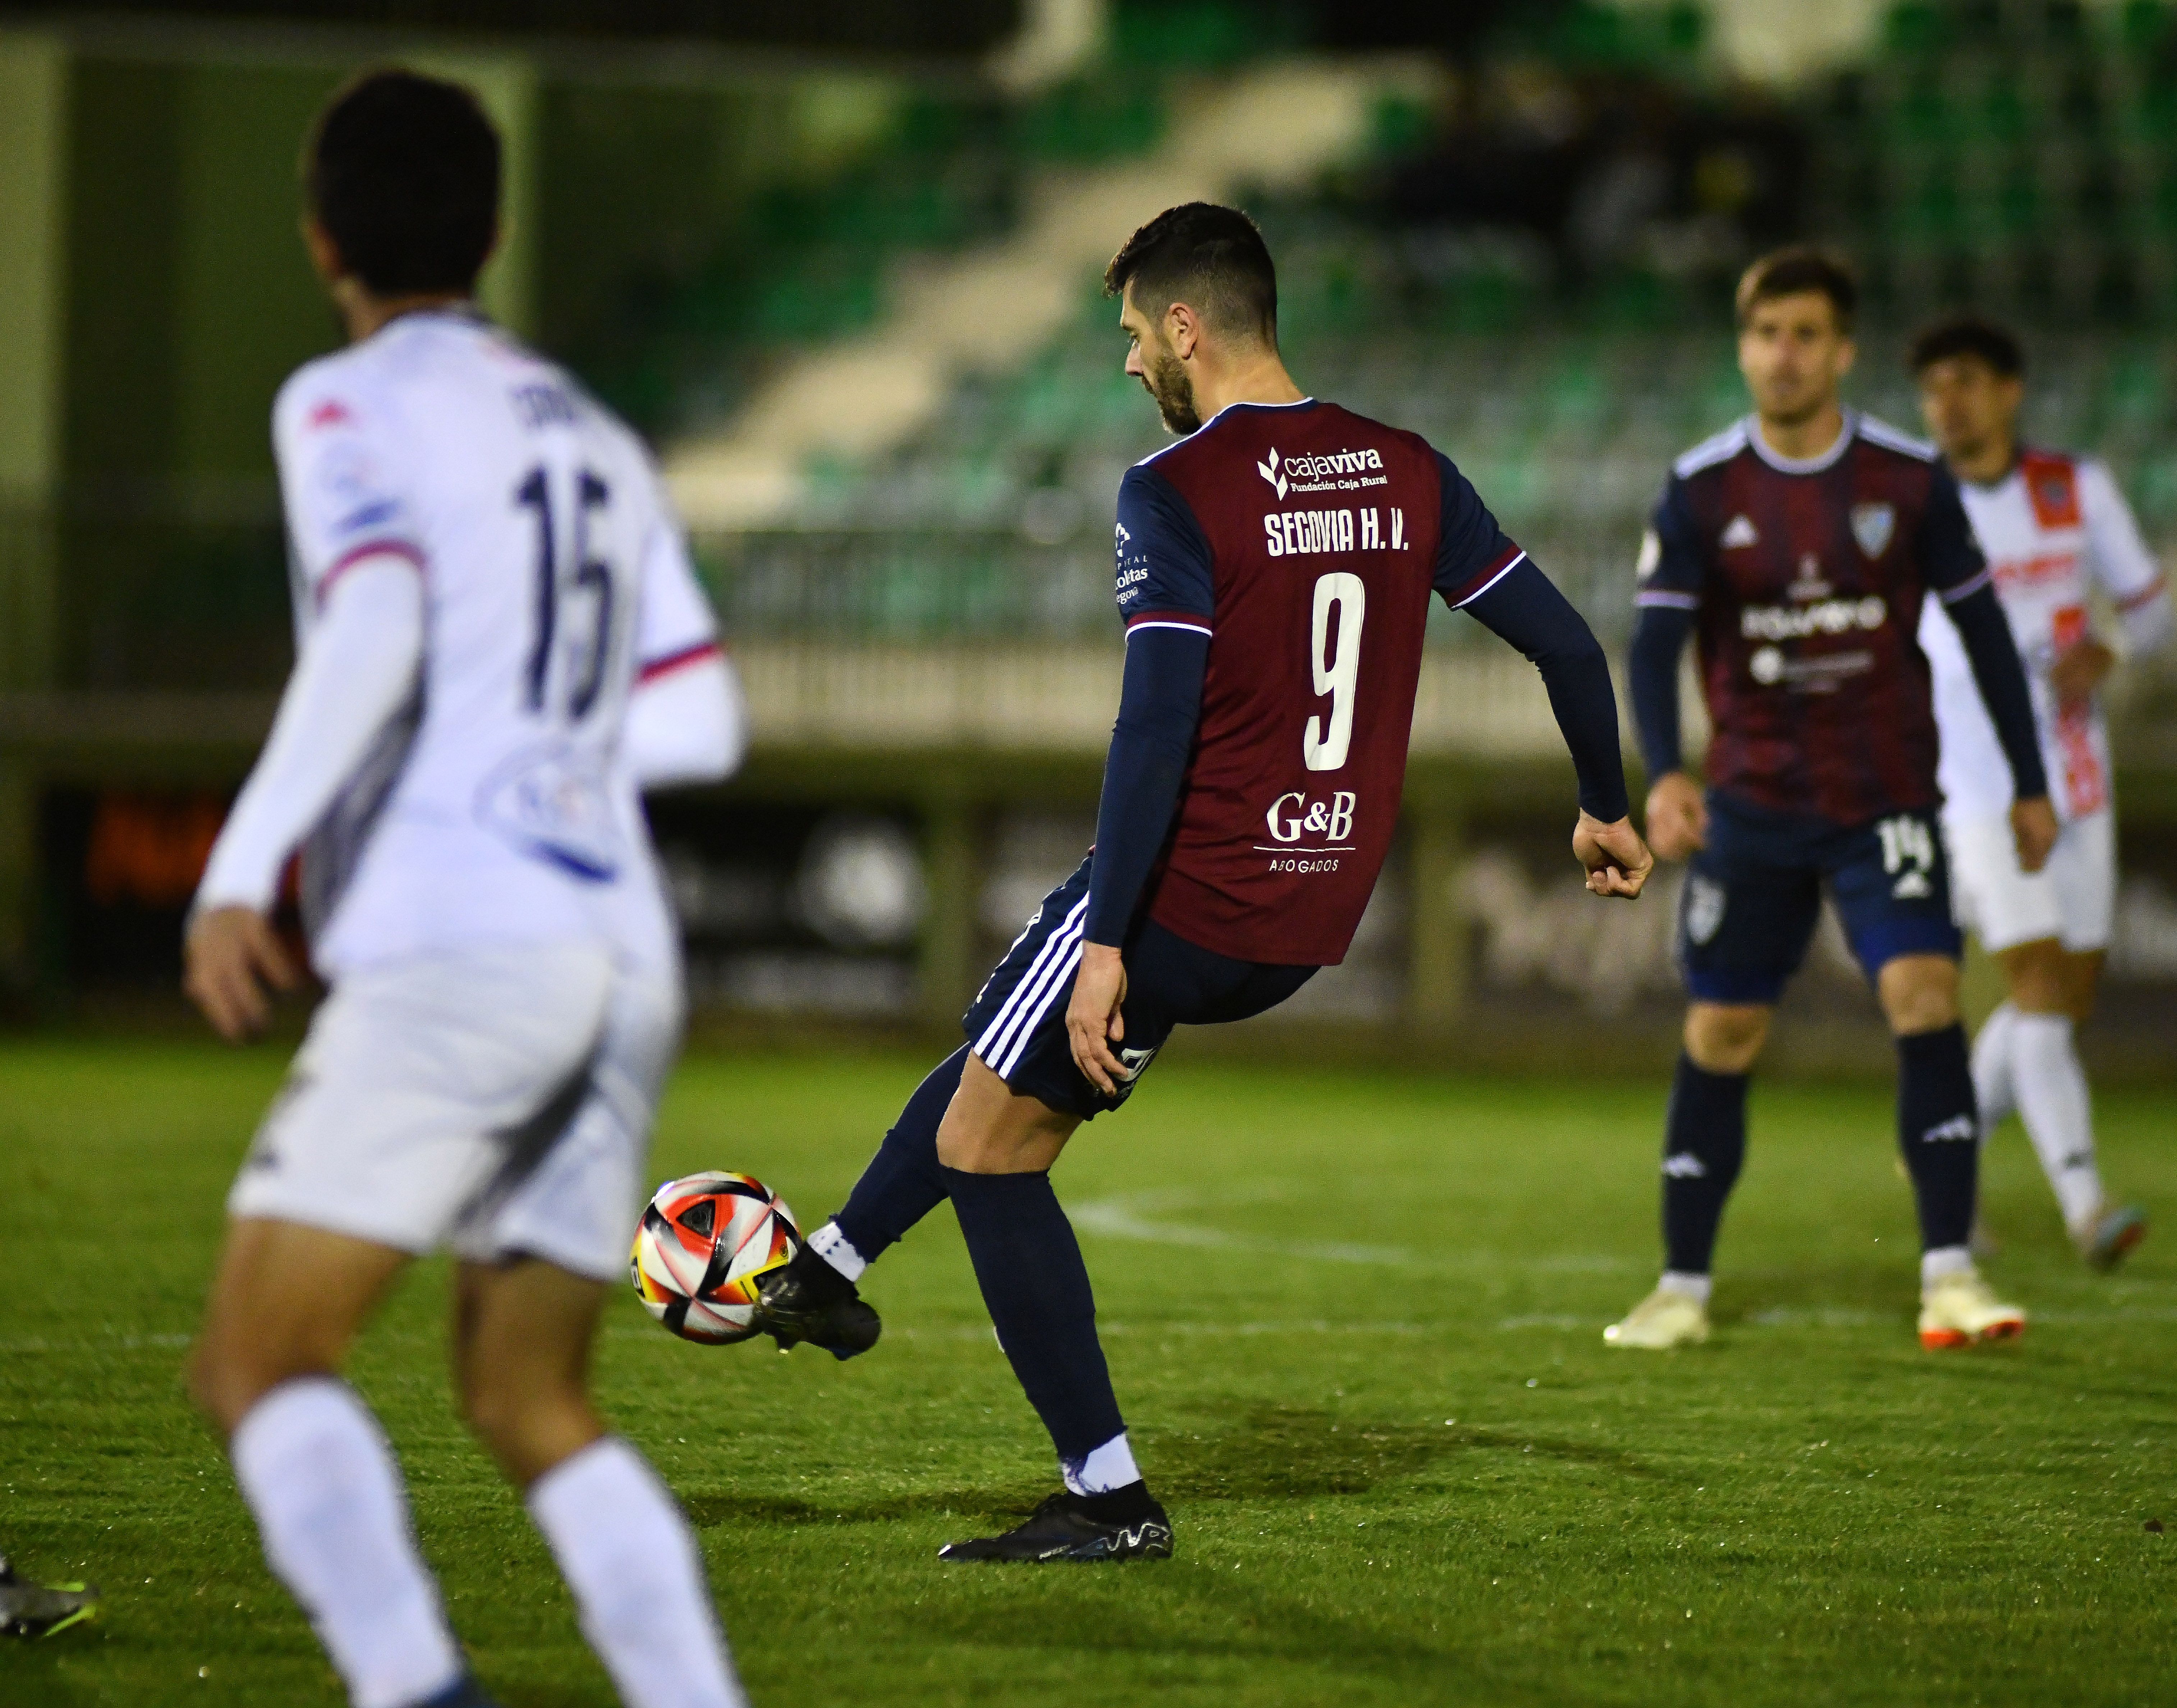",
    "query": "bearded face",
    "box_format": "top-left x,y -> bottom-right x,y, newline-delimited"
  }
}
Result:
1140,335 -> 1202,435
